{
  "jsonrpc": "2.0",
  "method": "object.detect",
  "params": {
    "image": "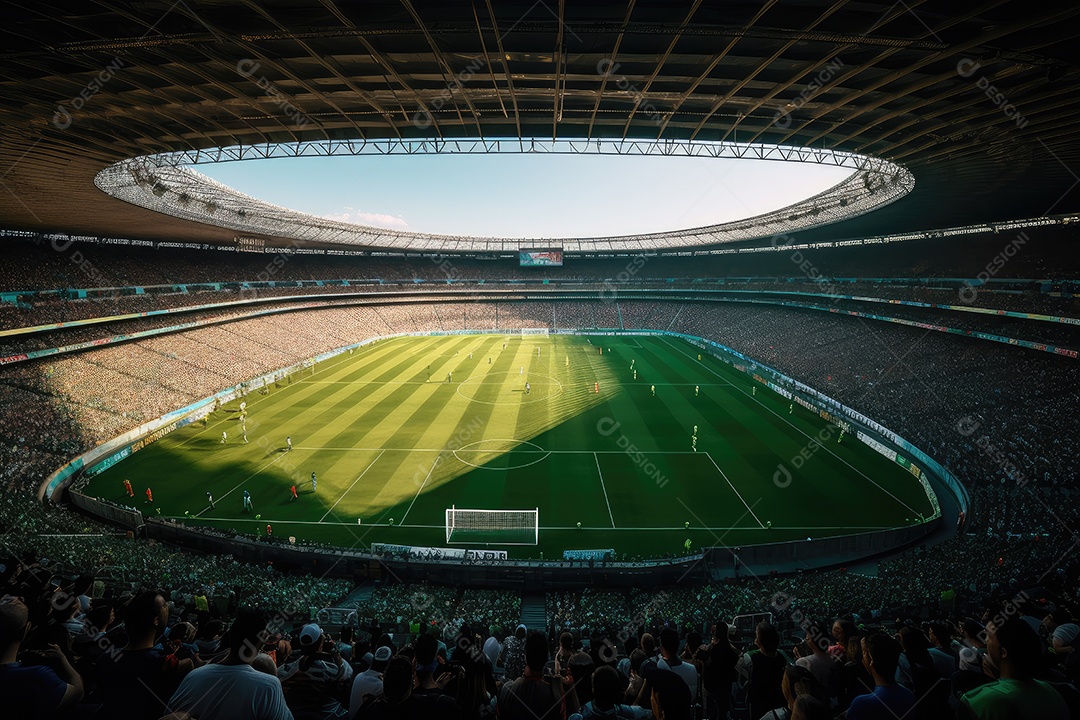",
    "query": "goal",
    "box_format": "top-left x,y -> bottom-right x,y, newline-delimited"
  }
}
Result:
445,506 -> 539,545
